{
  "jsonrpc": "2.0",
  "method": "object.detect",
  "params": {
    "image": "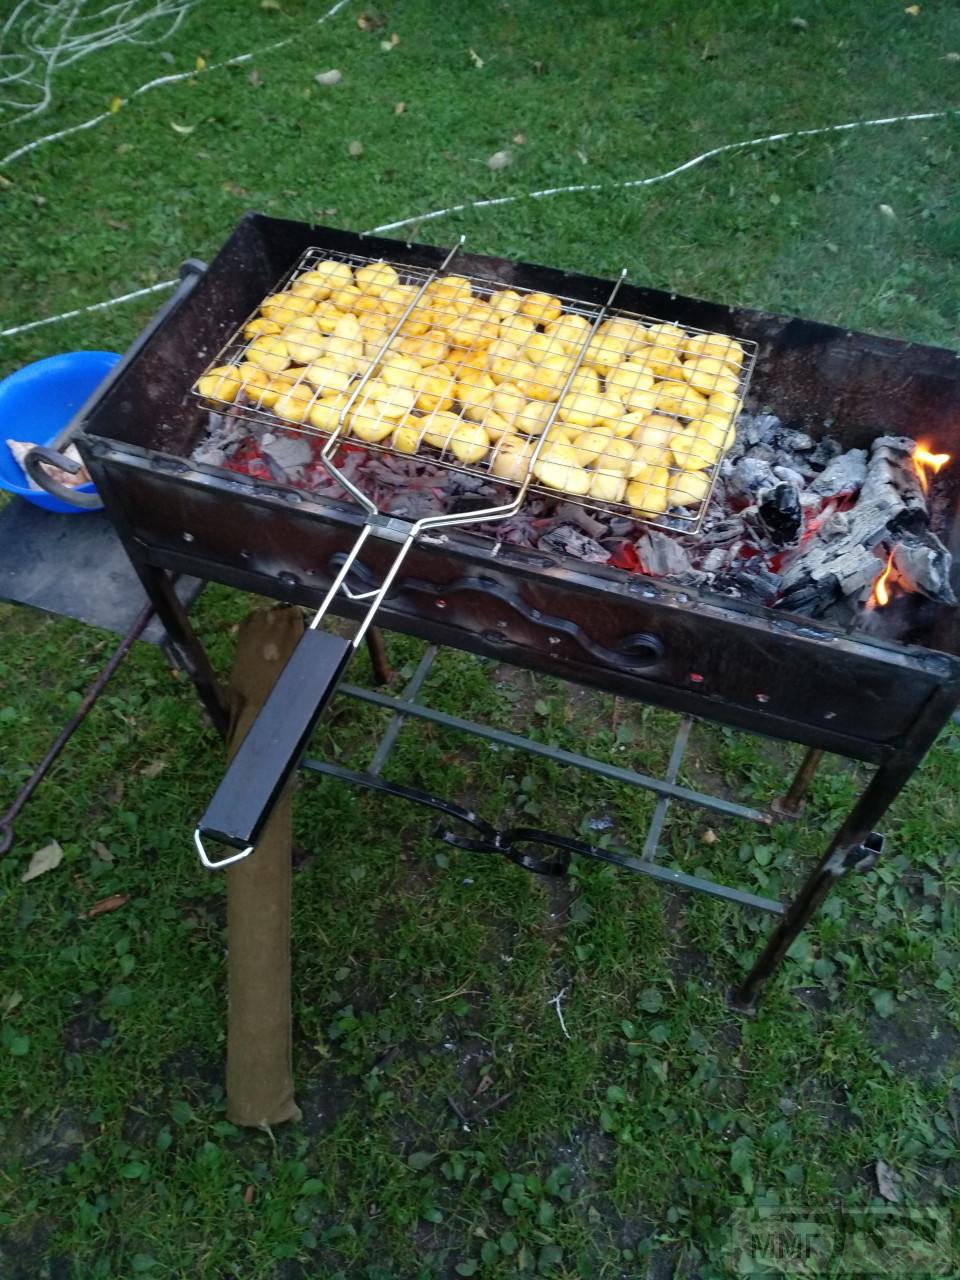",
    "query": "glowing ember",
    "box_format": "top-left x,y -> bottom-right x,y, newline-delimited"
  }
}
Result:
912,442 -> 950,495
872,548 -> 896,608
